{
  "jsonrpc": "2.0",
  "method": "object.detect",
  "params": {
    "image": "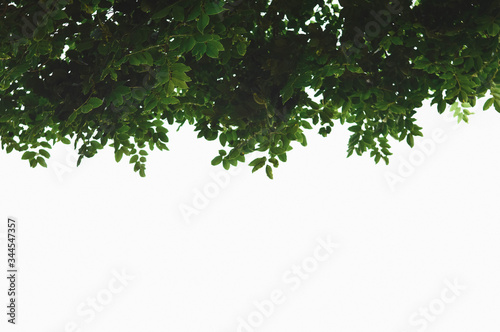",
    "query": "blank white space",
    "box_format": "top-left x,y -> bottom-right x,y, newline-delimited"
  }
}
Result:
1,99 -> 499,332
